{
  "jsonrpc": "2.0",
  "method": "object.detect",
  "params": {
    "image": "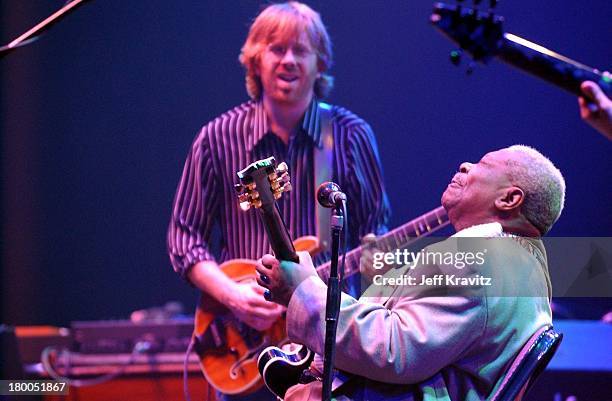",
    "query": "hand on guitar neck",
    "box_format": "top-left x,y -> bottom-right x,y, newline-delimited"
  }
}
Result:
256,252 -> 318,307
579,77 -> 612,140
431,3 -> 612,140
188,260 -> 284,331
